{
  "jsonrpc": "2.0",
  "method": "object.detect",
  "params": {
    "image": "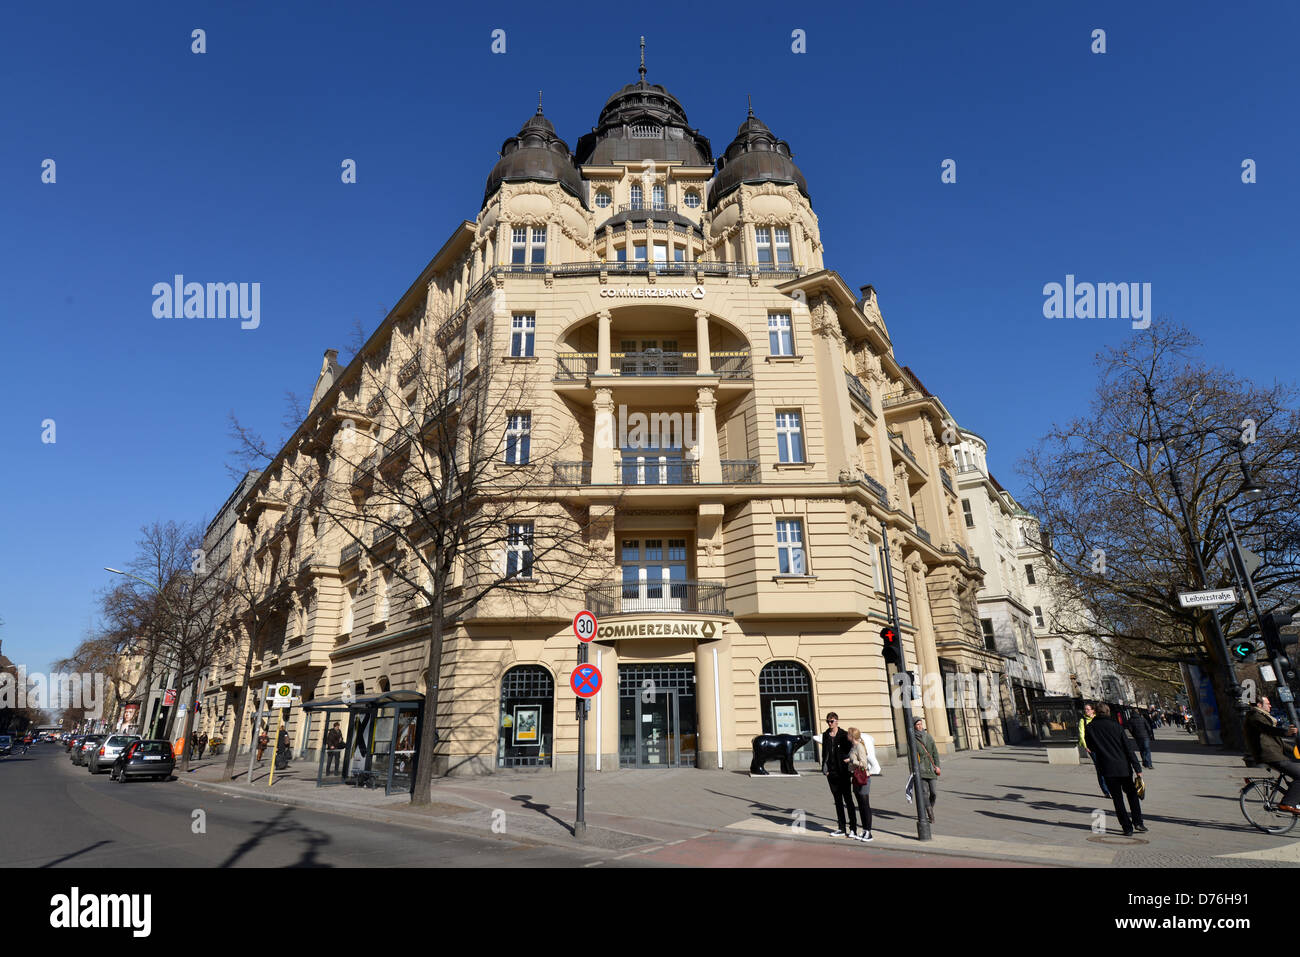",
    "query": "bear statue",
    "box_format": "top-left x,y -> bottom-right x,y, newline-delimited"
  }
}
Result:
749,733 -> 813,775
